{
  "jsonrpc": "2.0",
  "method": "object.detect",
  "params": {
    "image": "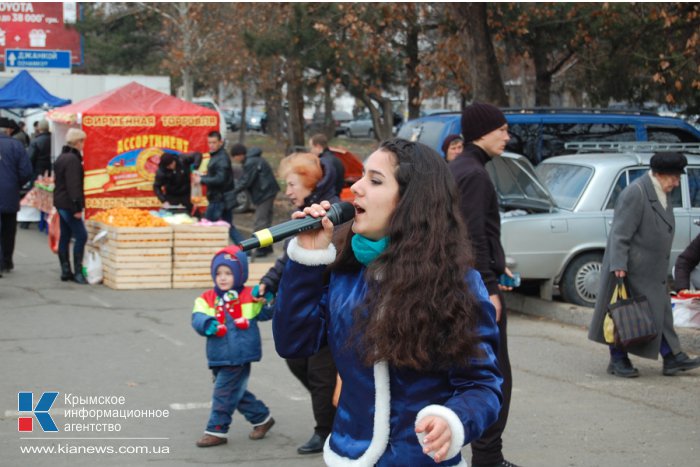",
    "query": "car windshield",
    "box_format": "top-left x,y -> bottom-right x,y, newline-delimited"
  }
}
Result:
397,119 -> 449,150
535,163 -> 593,210
195,101 -> 215,111
487,155 -> 554,212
